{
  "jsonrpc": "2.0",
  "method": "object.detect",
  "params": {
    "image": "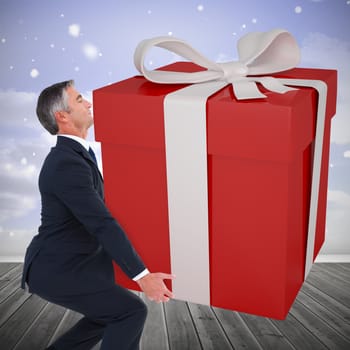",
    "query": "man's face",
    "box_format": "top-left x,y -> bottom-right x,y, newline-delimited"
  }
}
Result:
65,86 -> 93,132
